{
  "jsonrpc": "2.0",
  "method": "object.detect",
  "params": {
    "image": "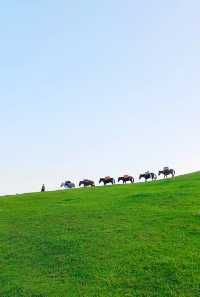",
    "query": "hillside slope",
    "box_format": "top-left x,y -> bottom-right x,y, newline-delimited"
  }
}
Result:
1,172 -> 200,297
